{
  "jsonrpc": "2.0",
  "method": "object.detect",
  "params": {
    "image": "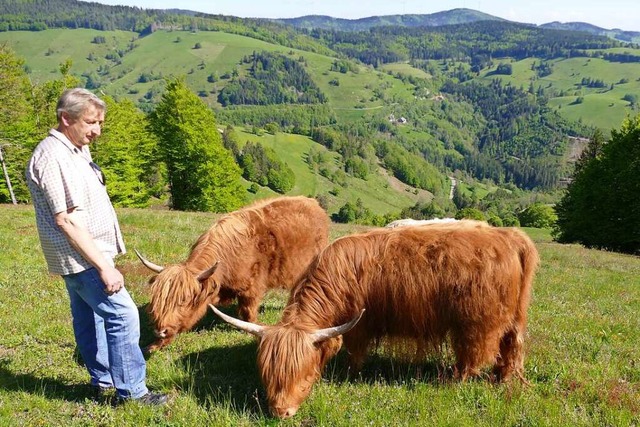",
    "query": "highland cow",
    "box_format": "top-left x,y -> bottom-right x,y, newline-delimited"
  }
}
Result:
137,196 -> 329,351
